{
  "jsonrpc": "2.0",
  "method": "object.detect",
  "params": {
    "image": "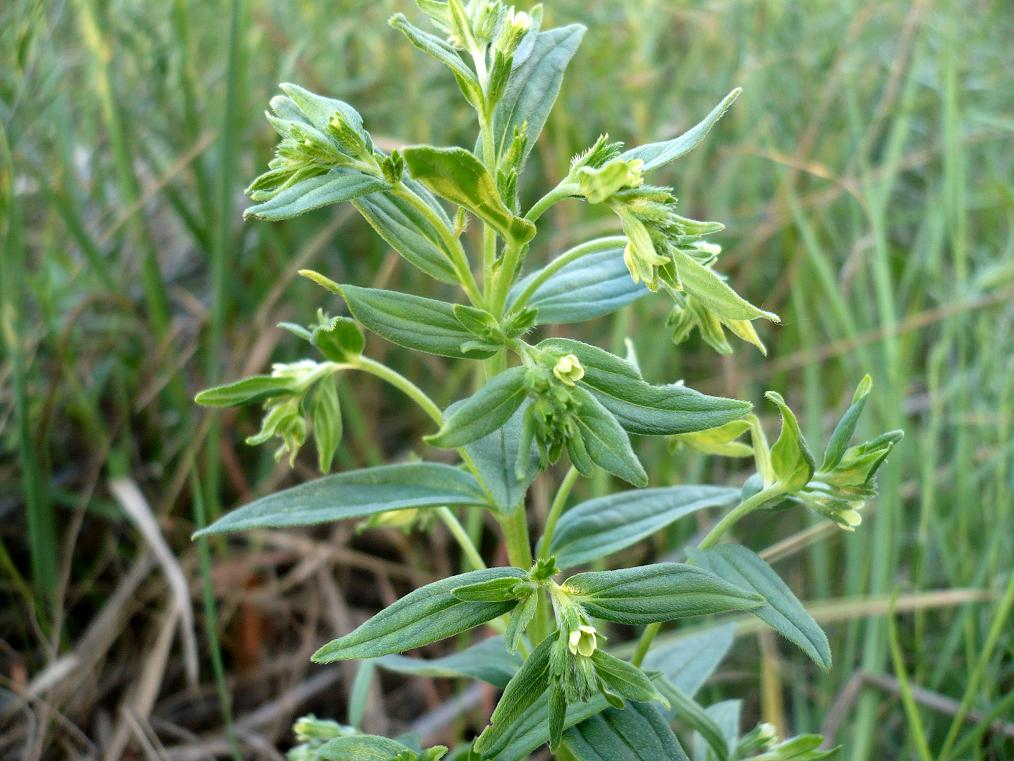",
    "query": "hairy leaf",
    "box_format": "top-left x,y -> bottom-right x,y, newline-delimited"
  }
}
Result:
195,375 -> 294,407
462,403 -> 540,513
821,374 -> 872,470
509,247 -> 647,324
377,636 -> 521,689
688,544 -> 831,669
564,701 -> 689,761
766,391 -> 816,491
672,250 -> 777,323
353,183 -> 459,283
564,563 -> 762,625
313,567 -> 525,661
339,285 -> 496,359
427,367 -> 528,448
474,634 -> 555,754
491,25 -> 586,165
620,89 -> 741,172
402,146 -> 535,244
540,338 -> 751,435
544,485 -> 740,569
245,169 -> 388,221
195,463 -> 489,536
642,624 -> 735,696
572,386 -> 647,487
315,735 -> 420,761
